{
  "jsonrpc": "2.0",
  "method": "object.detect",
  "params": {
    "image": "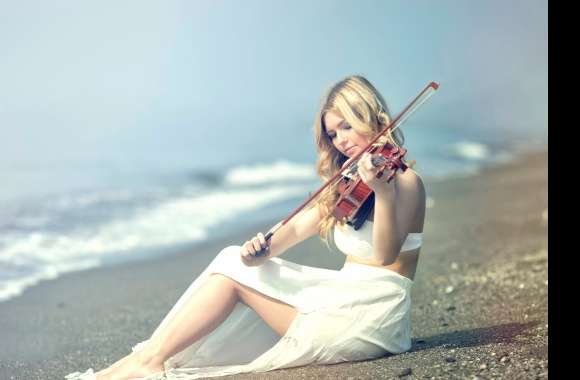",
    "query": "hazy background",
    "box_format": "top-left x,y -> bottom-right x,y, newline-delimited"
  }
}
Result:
1,0 -> 547,198
0,0 -> 547,302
